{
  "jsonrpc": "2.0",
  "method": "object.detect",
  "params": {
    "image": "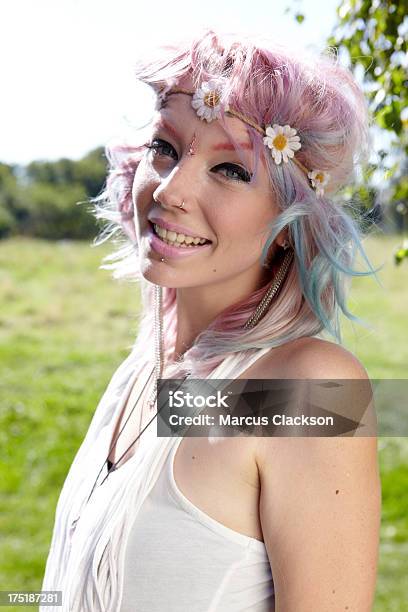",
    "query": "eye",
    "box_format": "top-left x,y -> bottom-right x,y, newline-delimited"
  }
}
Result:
144,138 -> 252,183
213,163 -> 252,183
144,138 -> 177,160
